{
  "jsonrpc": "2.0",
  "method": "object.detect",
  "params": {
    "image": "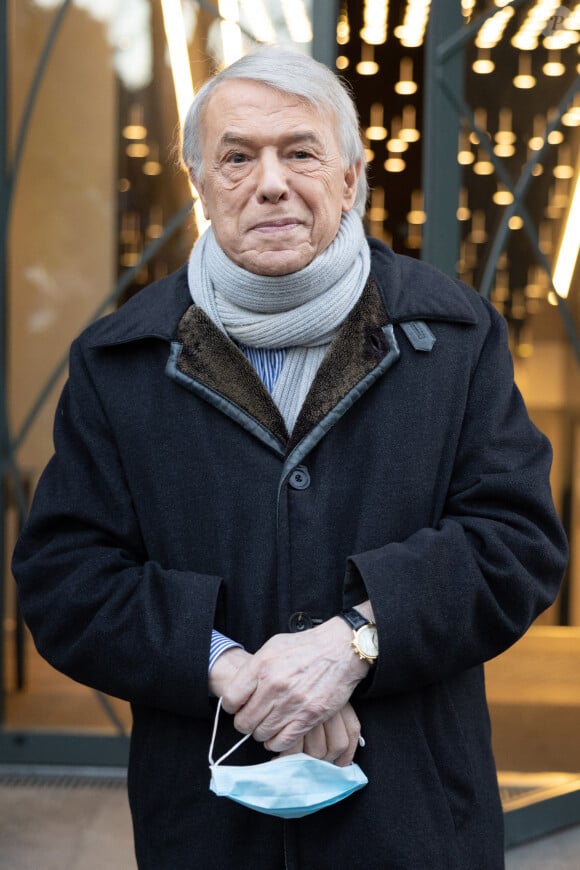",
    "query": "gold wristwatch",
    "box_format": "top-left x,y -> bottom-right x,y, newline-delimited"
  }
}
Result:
340,608 -> 379,664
